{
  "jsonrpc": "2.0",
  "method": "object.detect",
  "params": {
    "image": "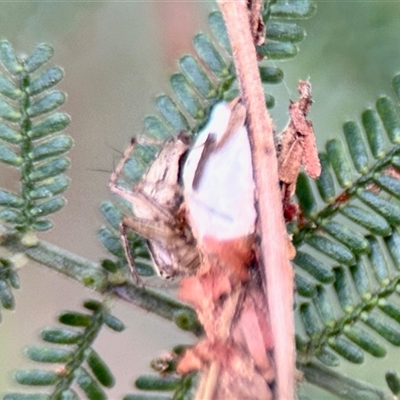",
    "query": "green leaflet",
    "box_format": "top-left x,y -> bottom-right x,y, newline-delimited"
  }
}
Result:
296,172 -> 318,217
135,376 -> 181,391
179,55 -> 216,99
306,235 -> 355,266
100,201 -> 122,230
86,348 -> 115,388
26,346 -> 73,363
293,251 -> 335,283
362,109 -> 385,159
270,0 -> 316,18
314,285 -> 335,327
58,312 -> 92,327
362,312 -> 400,346
0,40 -> 23,75
257,41 -> 298,59
366,236 -> 390,285
15,370 -> 58,386
376,96 -> 400,144
328,335 -> 364,364
208,11 -> 231,53
266,21 -> 305,43
340,205 -> 391,236
0,144 -> 21,166
259,66 -> 284,84
98,226 -> 124,258
40,327 -> 82,345
385,230 -> 400,269
24,43 -> 54,73
9,300 -> 123,399
393,74 -> 400,101
0,97 -> 21,122
333,266 -> 355,314
0,42 -> 72,233
103,314 -> 125,332
315,153 -> 335,202
378,299 -> 400,324
0,72 -> 21,99
343,121 -> 369,174
0,123 -> 21,144
344,325 -> 387,358
350,260 -> 372,300
326,139 -> 352,188
170,74 -> 204,119
0,279 -> 14,309
322,221 -> 369,254
193,33 -> 228,78
28,158 -> 71,182
28,176 -> 70,200
156,95 -> 190,132
0,189 -> 24,208
386,370 -> 400,395
75,367 -> 107,400
143,115 -> 173,141
29,197 -> 66,218
295,273 -> 317,297
28,91 -> 66,118
358,189 -> 400,226
374,175 -> 400,199
31,220 -> 53,232
0,209 -> 24,224
30,135 -> 73,161
299,302 -> 323,339
28,113 -> 71,139
28,67 -> 64,96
